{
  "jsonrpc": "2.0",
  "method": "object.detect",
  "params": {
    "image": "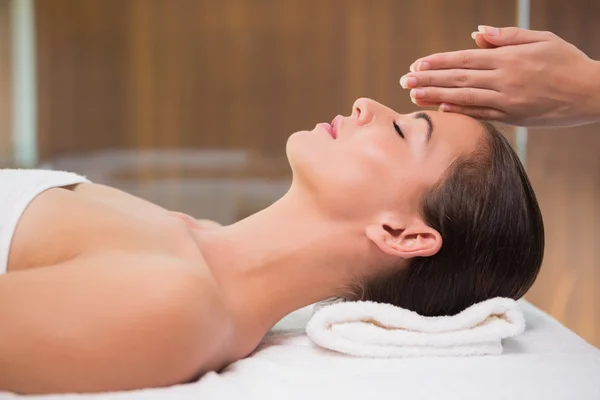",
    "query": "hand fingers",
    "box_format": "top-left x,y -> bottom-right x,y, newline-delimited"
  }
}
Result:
409,87 -> 504,109
410,49 -> 498,72
471,32 -> 497,49
410,26 -> 557,72
410,98 -> 441,107
476,25 -> 557,46
438,103 -> 507,121
400,69 -> 499,91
